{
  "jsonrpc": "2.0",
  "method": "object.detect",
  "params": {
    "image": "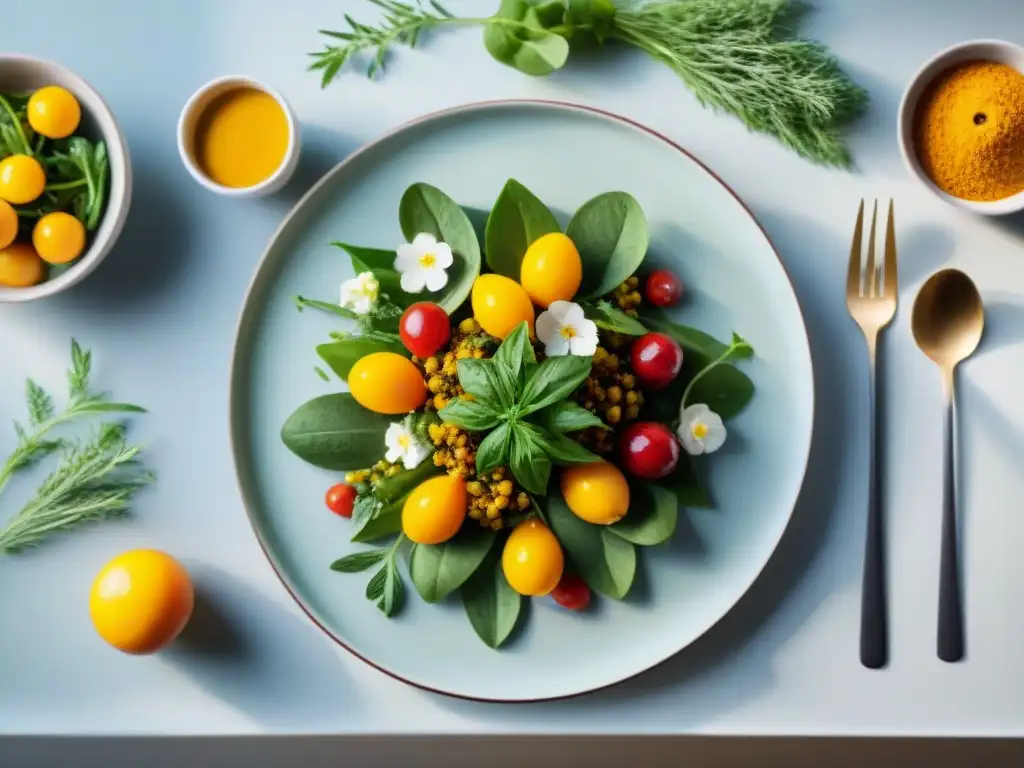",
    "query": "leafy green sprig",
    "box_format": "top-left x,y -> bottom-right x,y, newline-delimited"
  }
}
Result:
331,533 -> 406,616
